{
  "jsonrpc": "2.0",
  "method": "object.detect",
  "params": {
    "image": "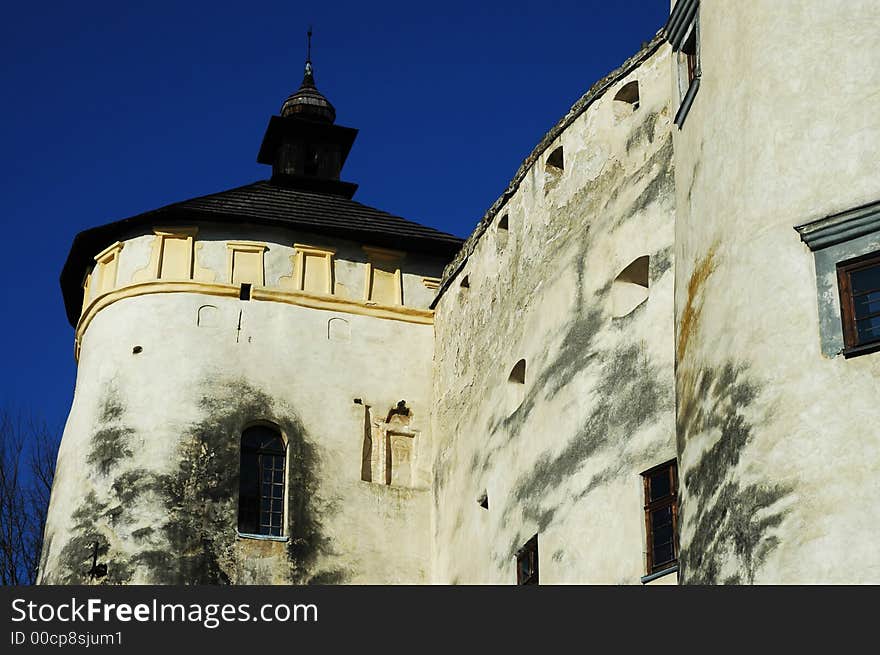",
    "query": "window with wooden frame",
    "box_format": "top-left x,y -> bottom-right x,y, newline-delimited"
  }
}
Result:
837,252 -> 880,355
238,425 -> 286,537
641,460 -> 678,575
516,534 -> 539,585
